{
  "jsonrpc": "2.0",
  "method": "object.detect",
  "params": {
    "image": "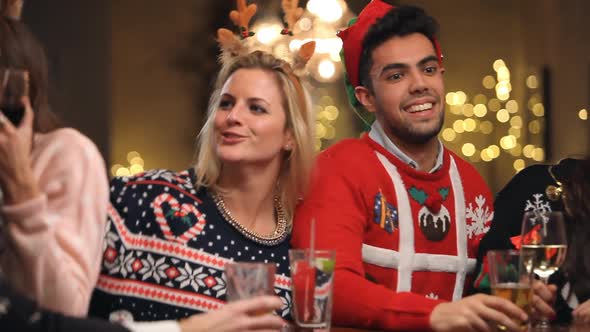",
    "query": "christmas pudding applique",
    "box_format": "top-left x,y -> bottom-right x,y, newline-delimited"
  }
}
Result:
373,190 -> 399,234
409,186 -> 451,241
